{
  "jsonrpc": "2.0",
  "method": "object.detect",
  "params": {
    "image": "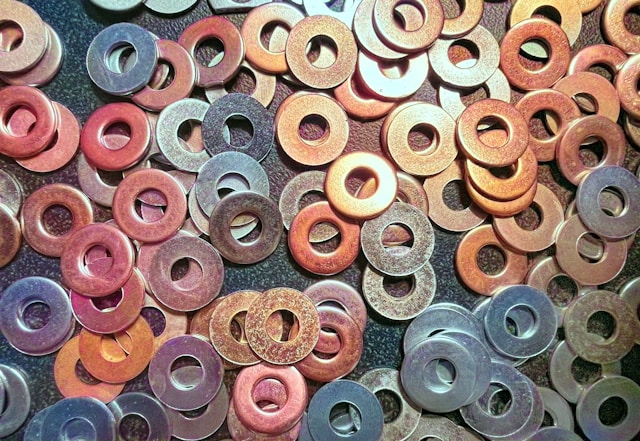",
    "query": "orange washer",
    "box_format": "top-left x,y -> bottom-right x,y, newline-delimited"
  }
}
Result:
288,201 -> 361,276
454,224 -> 528,296
79,315 -> 154,384
603,0 -> 640,54
54,336 -> 125,402
465,176 -> 538,218
373,0 -> 444,52
333,70 -> 395,121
